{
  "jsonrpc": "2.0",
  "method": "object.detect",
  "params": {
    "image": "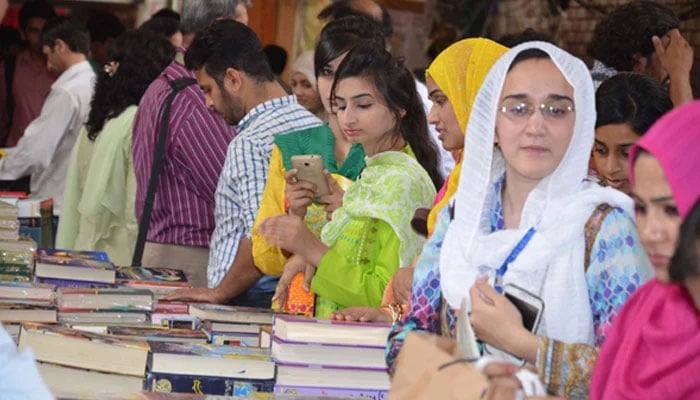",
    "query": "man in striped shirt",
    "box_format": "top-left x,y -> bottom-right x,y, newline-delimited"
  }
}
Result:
131,0 -> 250,287
165,20 -> 322,307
